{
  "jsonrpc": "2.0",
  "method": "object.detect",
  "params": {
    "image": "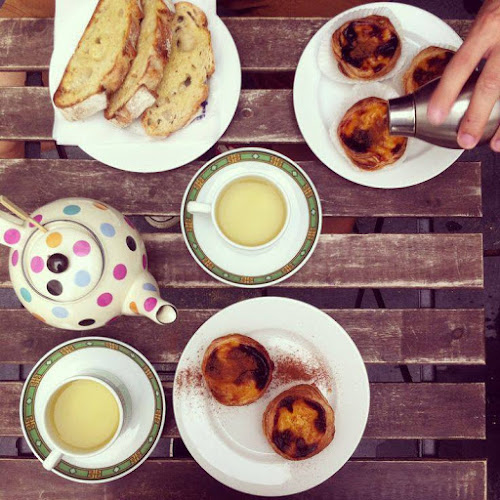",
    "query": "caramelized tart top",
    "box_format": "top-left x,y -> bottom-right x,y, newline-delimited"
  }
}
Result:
403,46 -> 455,93
332,15 -> 401,80
263,384 -> 335,460
337,96 -> 407,170
202,334 -> 273,406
